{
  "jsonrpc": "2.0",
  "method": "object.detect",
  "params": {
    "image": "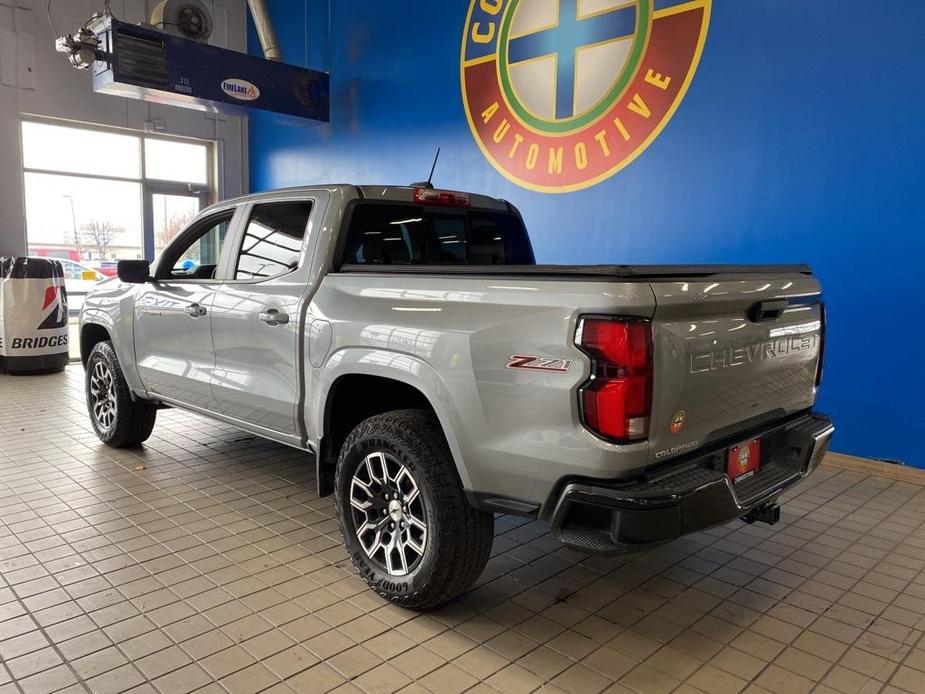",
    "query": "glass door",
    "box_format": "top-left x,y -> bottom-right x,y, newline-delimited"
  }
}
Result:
146,188 -> 211,261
